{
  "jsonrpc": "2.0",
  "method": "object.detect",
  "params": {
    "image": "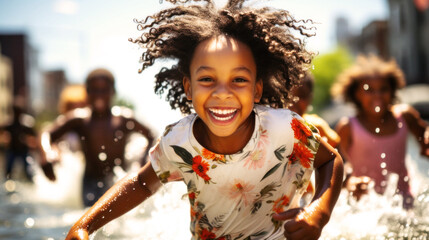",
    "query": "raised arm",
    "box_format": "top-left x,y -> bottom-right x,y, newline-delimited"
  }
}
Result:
38,113 -> 84,181
66,161 -> 162,240
273,139 -> 344,240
